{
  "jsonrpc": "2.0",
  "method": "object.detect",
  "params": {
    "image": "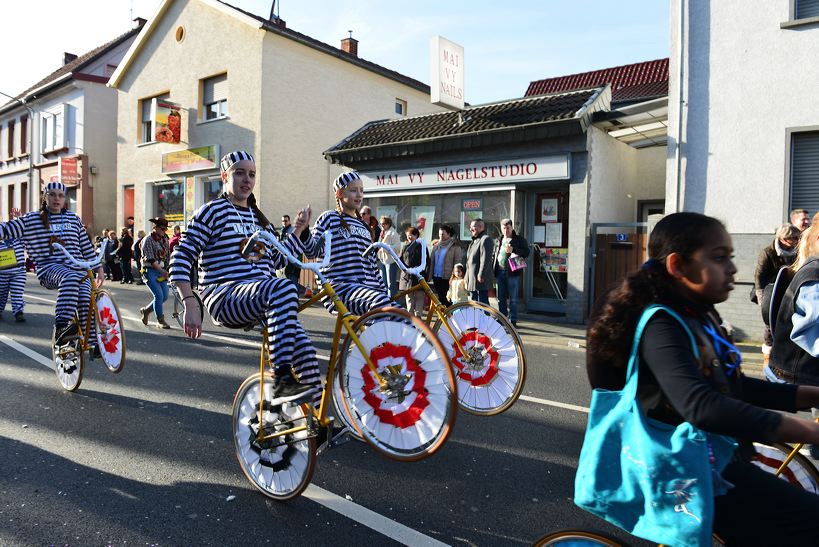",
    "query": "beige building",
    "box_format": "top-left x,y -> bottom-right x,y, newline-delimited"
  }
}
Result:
109,0 -> 445,232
